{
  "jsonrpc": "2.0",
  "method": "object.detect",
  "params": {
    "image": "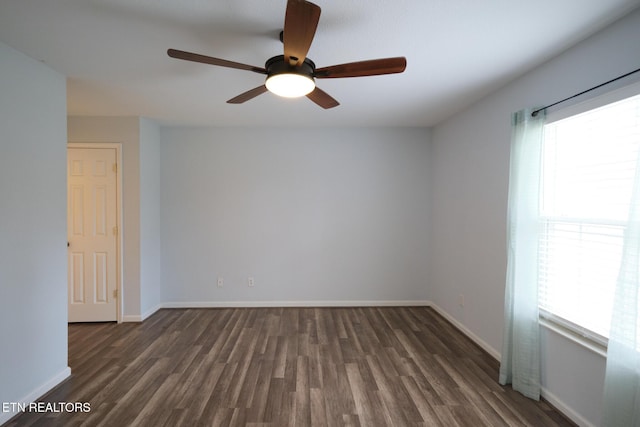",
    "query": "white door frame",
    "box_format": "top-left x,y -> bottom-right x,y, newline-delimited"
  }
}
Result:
67,142 -> 123,323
